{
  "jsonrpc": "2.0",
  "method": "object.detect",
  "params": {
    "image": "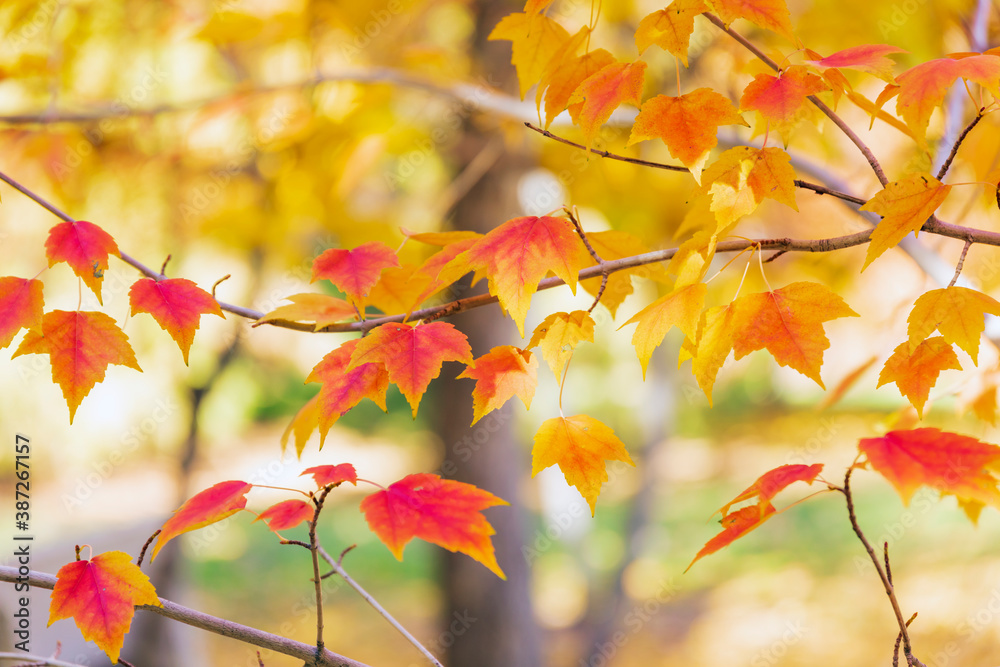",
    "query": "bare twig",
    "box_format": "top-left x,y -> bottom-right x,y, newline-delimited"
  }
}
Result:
0,654 -> 88,667
136,529 -> 161,567
936,112 -> 984,181
564,207 -> 608,312
948,239 -> 973,287
308,486 -> 335,658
